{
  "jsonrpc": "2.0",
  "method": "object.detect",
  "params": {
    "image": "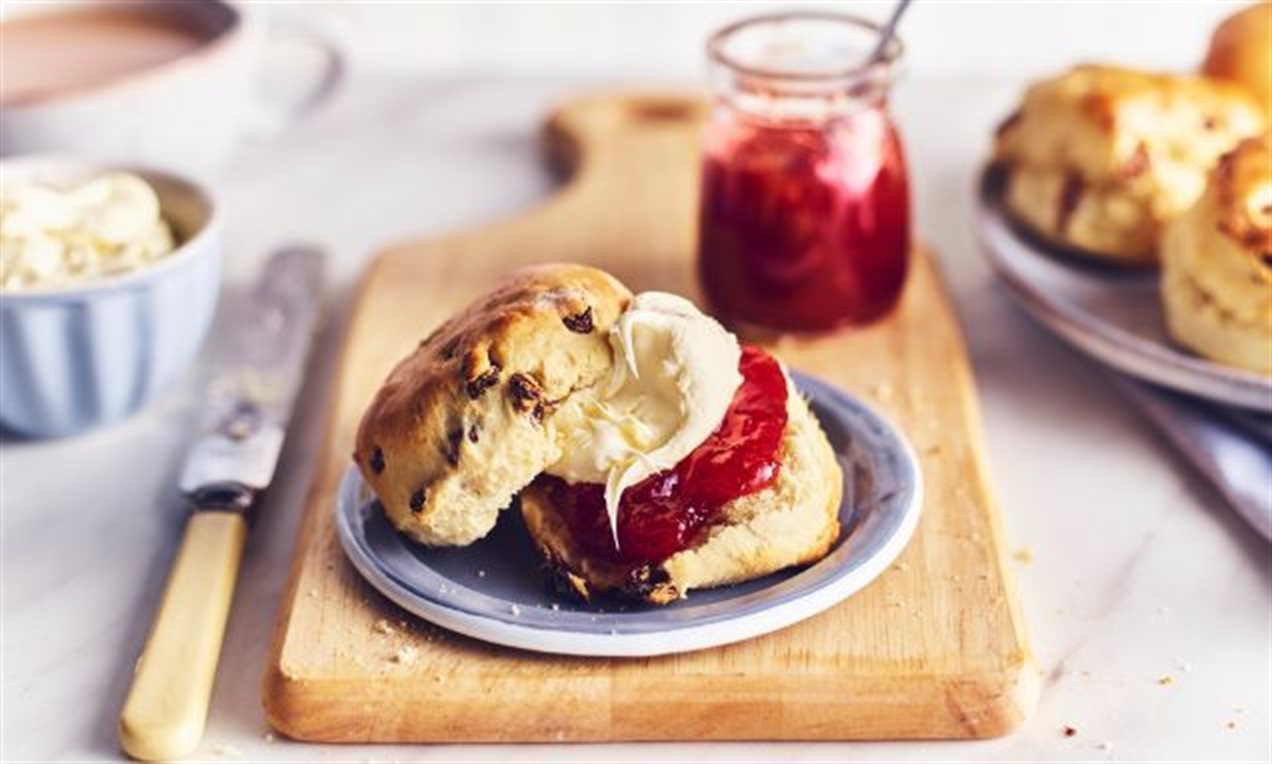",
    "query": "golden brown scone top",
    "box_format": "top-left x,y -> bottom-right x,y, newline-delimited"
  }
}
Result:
1203,3 -> 1272,116
354,263 -> 632,547
1211,135 -> 1272,266
994,64 -> 1264,185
